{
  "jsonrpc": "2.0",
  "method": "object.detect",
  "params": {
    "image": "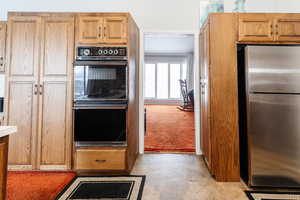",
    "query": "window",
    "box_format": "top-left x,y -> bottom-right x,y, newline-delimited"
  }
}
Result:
144,56 -> 187,100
